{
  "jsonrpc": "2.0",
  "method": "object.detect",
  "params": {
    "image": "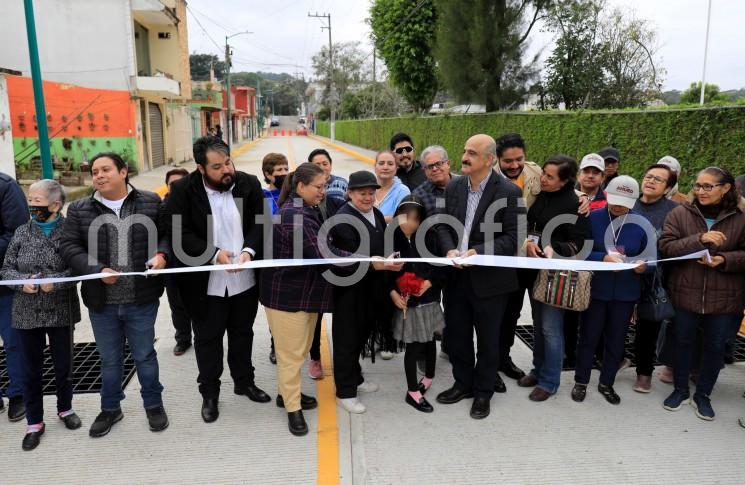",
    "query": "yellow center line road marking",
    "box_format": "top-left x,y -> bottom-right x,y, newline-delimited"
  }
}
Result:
308,134 -> 375,165
316,318 -> 339,485
153,138 -> 264,198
